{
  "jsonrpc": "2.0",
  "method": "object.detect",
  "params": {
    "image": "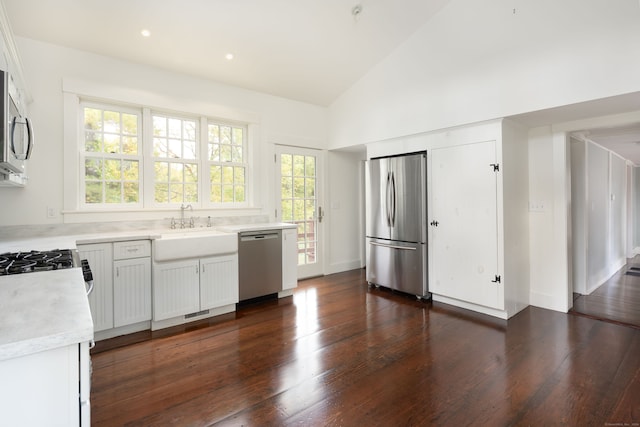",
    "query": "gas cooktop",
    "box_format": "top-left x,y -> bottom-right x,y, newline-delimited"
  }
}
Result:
0,249 -> 76,276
